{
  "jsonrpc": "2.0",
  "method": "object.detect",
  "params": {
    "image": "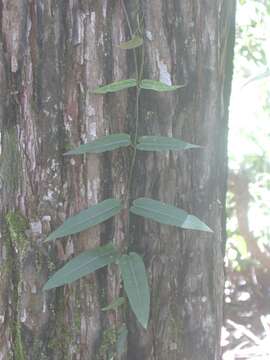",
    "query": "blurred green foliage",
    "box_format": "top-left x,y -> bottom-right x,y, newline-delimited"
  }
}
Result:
227,0 -> 270,268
